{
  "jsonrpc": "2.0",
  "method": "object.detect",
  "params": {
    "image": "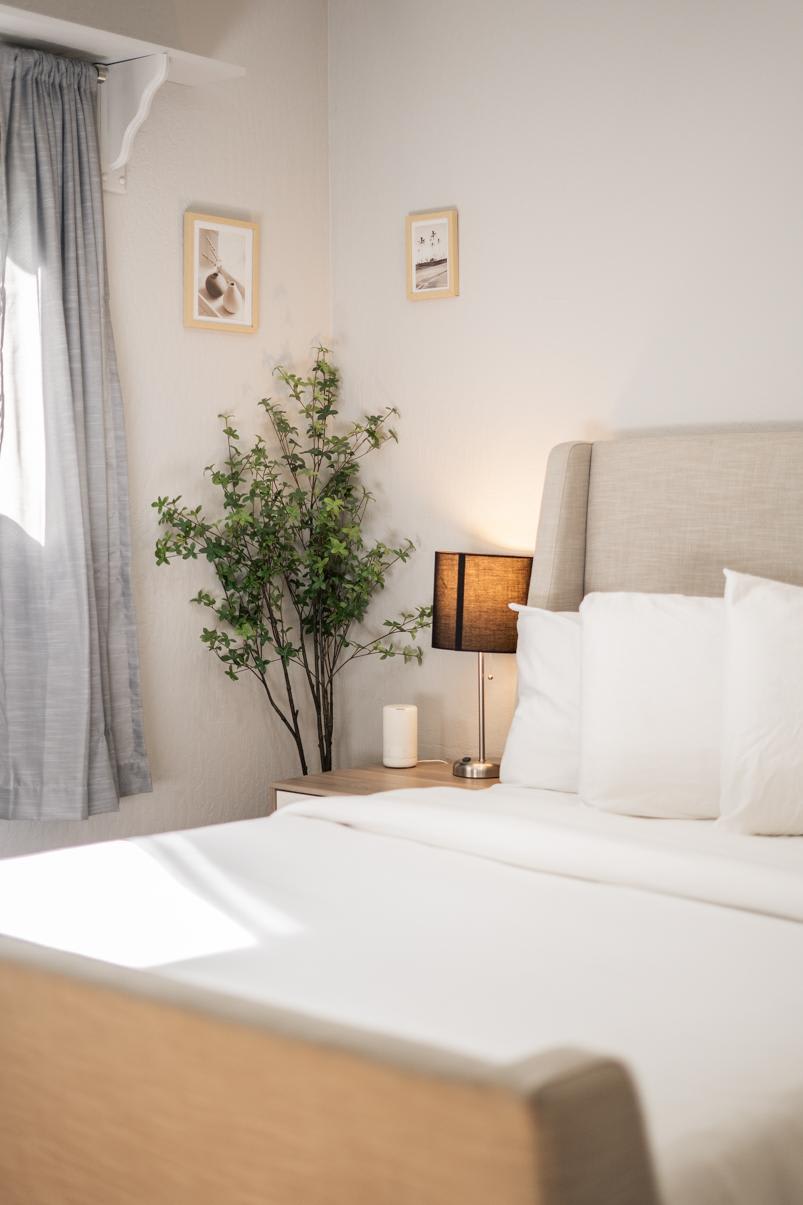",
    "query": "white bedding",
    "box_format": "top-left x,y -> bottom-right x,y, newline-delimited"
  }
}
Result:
2,784 -> 803,1205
